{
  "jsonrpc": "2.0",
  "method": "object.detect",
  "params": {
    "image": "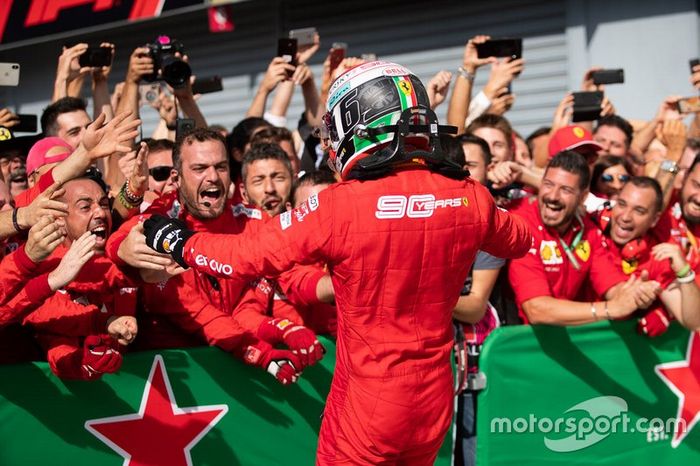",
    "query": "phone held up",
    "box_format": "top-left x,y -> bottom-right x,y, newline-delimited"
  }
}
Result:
591,69 -> 624,86
329,42 -> 347,74
0,63 -> 20,87
78,46 -> 113,68
278,38 -> 298,78
476,38 -> 522,60
572,91 -> 604,122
